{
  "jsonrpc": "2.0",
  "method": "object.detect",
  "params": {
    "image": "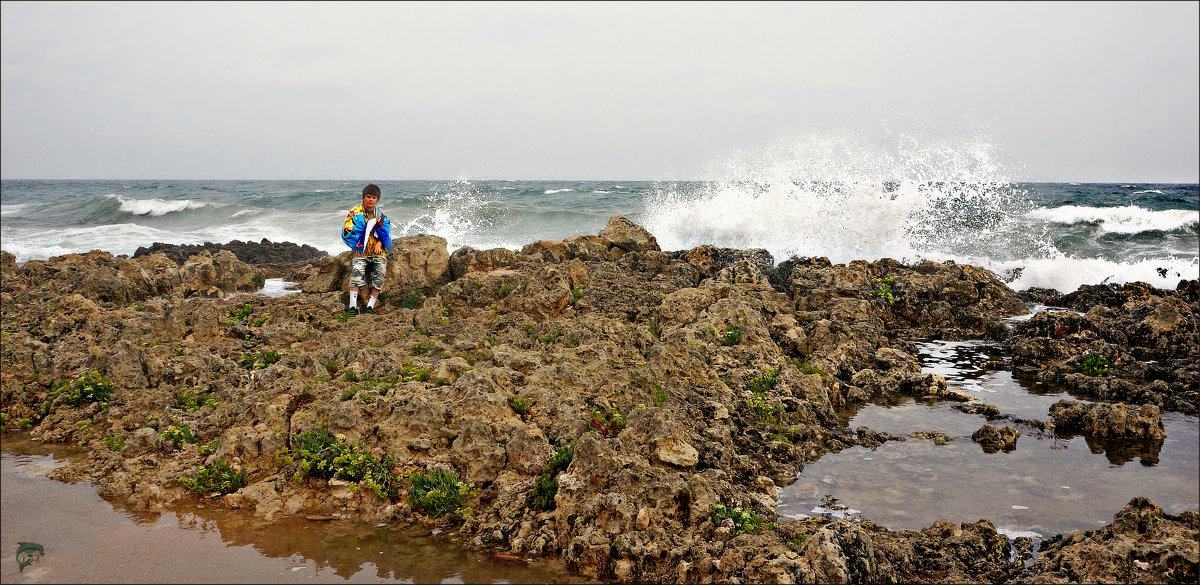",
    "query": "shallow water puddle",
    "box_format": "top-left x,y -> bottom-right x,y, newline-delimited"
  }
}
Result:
0,437 -> 583,584
778,339 -> 1200,538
